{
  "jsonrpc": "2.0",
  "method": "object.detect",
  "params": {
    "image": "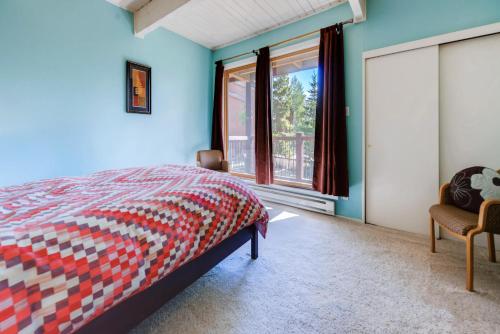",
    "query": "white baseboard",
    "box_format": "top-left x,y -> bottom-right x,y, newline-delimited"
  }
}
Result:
246,181 -> 335,216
